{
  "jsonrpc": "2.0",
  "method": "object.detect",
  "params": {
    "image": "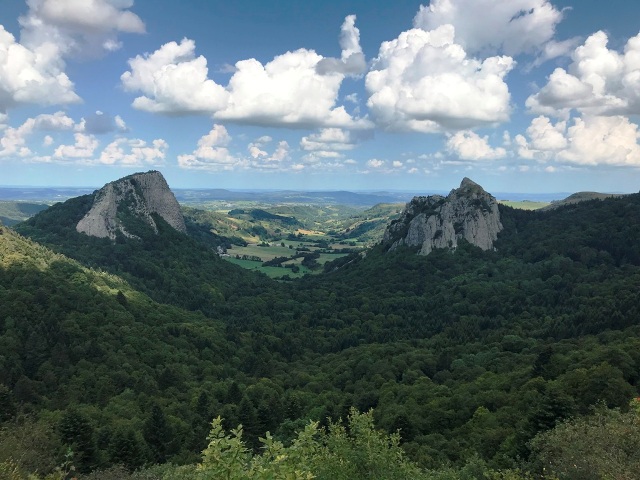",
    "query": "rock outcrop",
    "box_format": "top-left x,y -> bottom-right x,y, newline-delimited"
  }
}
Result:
76,171 -> 186,240
383,178 -> 502,255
